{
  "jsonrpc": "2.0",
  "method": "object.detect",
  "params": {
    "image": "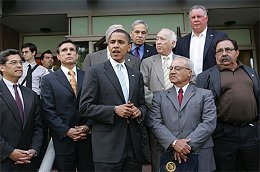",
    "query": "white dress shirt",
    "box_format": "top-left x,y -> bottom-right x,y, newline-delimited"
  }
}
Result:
60,65 -> 77,83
